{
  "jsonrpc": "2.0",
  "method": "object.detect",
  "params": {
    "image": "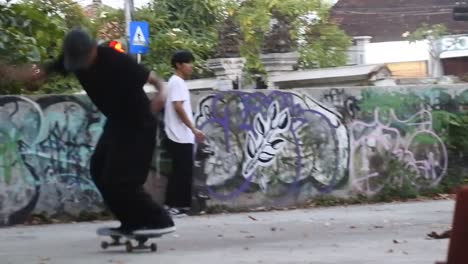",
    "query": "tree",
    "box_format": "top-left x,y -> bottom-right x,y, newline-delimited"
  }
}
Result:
405,23 -> 448,78
297,9 -> 351,68
134,0 -> 225,79
232,0 -> 351,75
0,0 -> 87,94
